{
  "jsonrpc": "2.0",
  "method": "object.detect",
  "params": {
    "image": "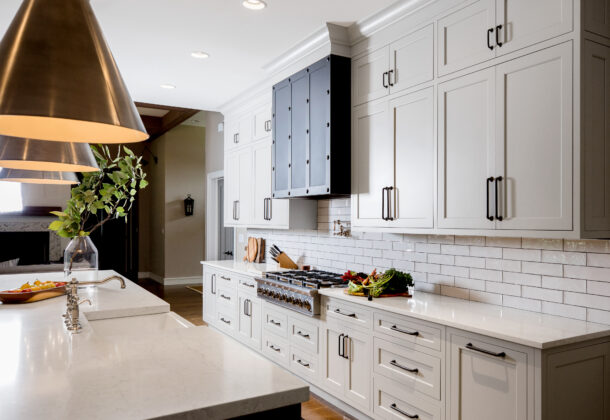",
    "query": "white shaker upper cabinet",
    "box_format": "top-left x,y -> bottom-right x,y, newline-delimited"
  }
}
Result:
438,68 -> 496,229
351,100 -> 393,227
496,0 -> 573,56
584,41 -> 610,232
352,46 -> 390,106
391,87 -> 435,228
437,0 -> 496,76
252,104 -> 272,142
389,24 -> 434,95
224,152 -> 240,226
495,42 -> 573,230
252,140 -> 289,228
